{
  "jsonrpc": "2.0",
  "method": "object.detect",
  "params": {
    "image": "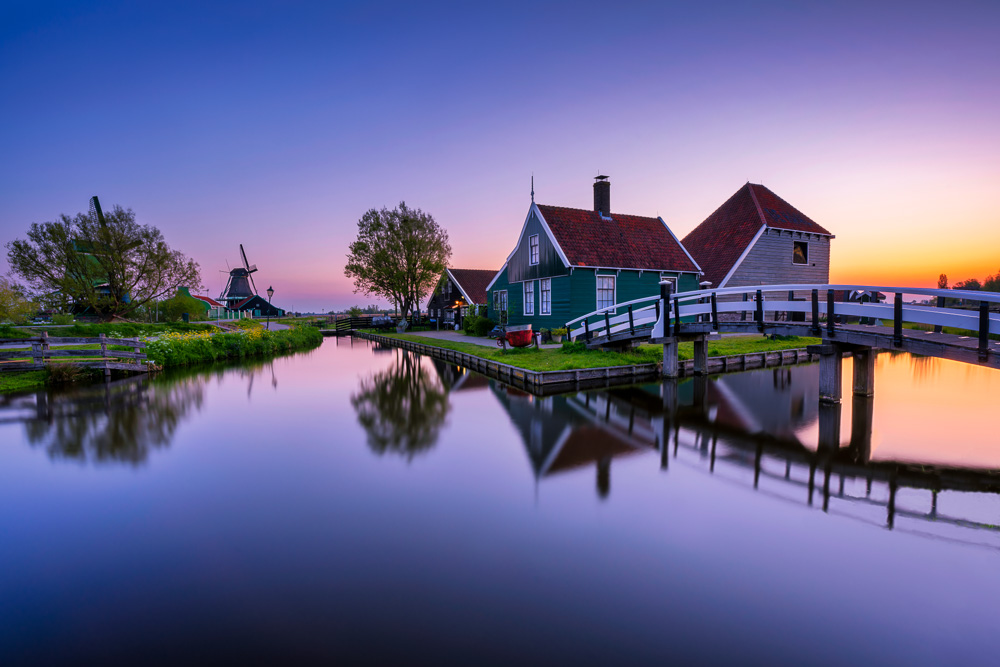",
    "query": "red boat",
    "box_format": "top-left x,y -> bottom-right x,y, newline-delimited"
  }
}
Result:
497,324 -> 538,349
